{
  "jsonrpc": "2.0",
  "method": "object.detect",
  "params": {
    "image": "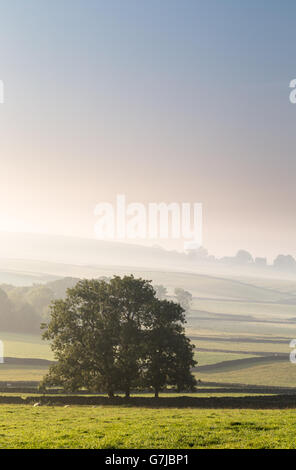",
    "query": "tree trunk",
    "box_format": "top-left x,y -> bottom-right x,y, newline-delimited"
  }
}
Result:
108,390 -> 114,399
125,389 -> 130,398
154,388 -> 159,398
